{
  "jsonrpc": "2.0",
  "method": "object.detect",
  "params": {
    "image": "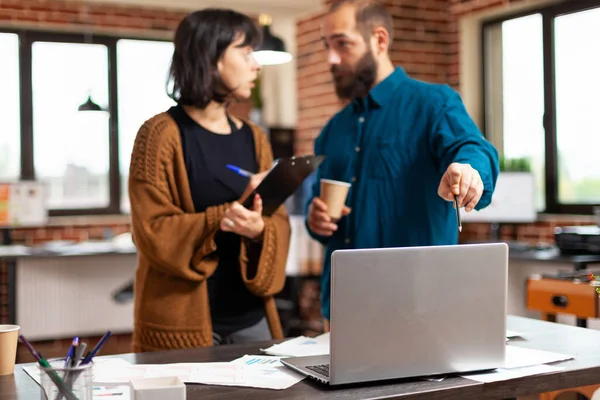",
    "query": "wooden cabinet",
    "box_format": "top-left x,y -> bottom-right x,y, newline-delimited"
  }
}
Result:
527,277 -> 599,321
